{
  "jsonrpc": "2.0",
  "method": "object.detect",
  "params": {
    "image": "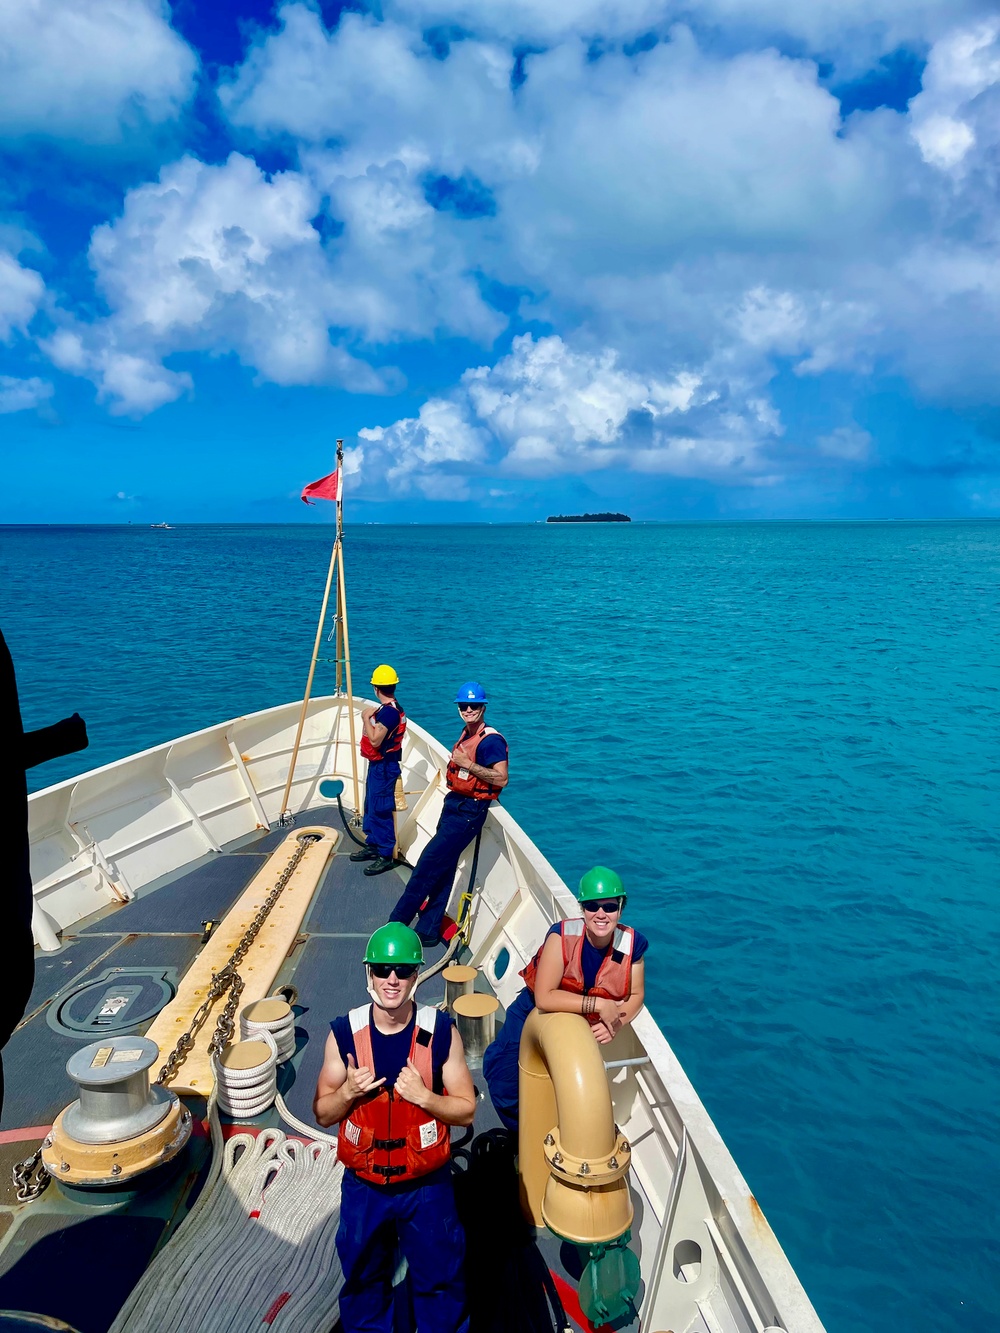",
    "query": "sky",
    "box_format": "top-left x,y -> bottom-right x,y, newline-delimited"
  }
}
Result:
2,0 -> 1000,523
